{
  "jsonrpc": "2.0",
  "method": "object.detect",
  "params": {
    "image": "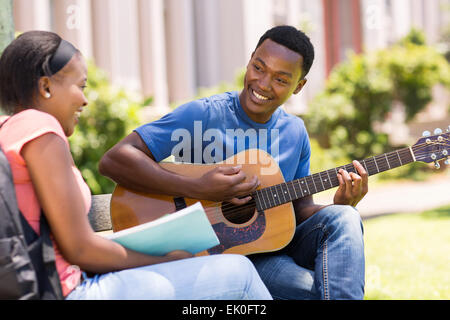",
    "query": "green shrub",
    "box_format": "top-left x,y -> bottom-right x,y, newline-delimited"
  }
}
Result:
305,51 -> 392,160
305,30 -> 450,164
69,61 -> 144,194
309,138 -> 350,174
